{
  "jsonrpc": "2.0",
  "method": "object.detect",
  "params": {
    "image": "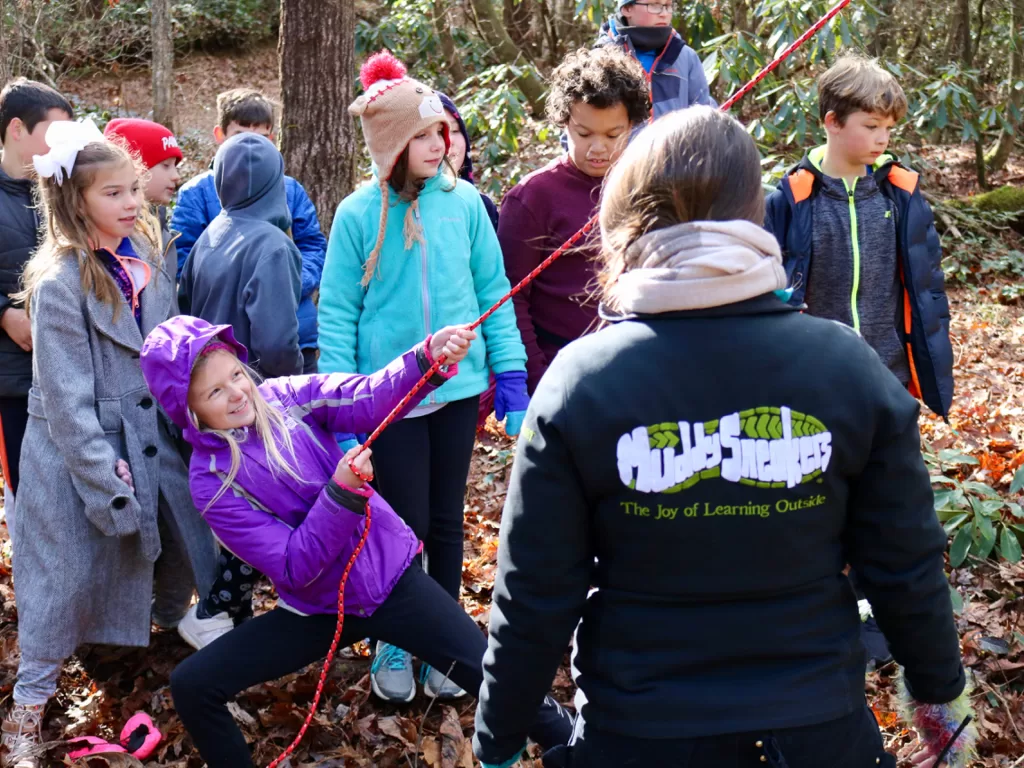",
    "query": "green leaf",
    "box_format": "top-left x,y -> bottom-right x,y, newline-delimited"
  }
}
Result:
950,524 -> 973,567
938,449 -> 978,465
999,525 -> 1023,563
942,513 -> 970,534
932,489 -> 961,510
1009,466 -> 1024,494
948,583 -> 964,615
971,512 -> 997,559
963,481 -> 999,497
970,498 -> 1005,517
